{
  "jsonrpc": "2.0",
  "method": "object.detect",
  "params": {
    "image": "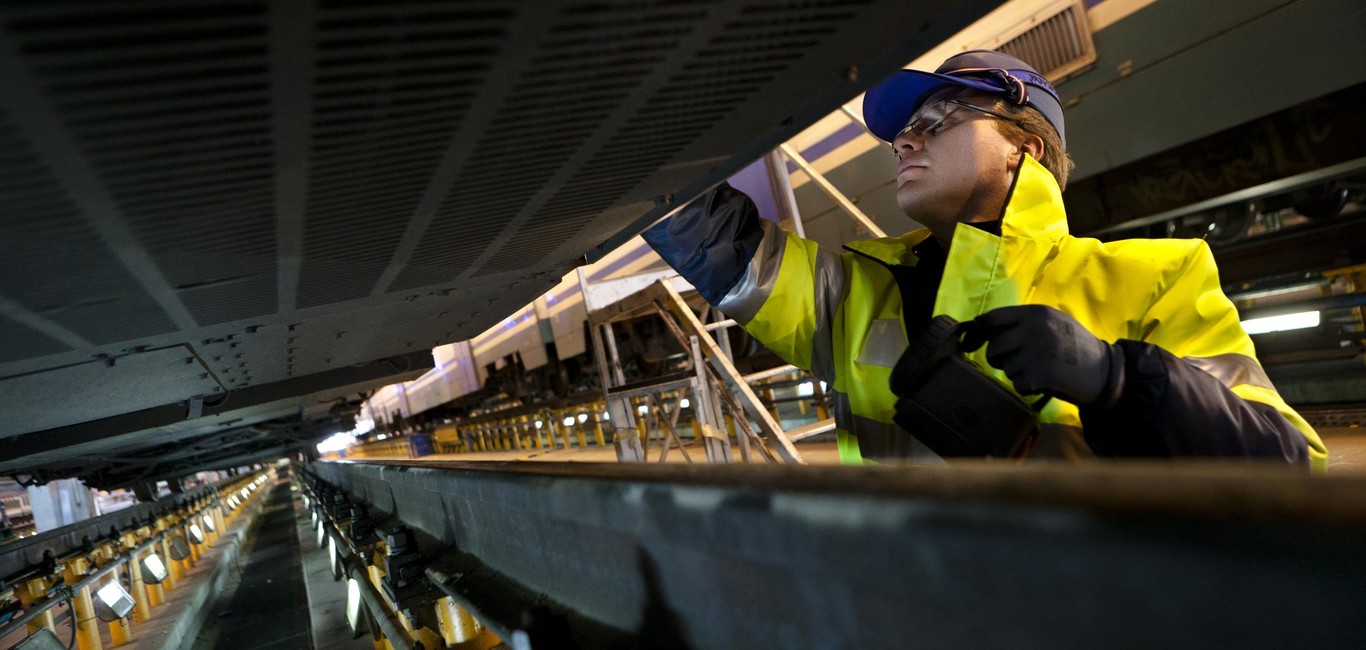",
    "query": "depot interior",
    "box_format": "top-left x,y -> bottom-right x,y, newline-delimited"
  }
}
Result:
2,1 -> 1365,649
